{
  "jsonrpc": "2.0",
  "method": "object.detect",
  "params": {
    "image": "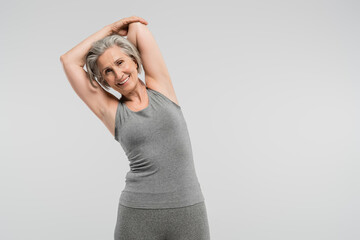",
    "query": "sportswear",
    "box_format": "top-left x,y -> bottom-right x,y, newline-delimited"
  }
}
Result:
114,87 -> 205,209
114,201 -> 210,239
